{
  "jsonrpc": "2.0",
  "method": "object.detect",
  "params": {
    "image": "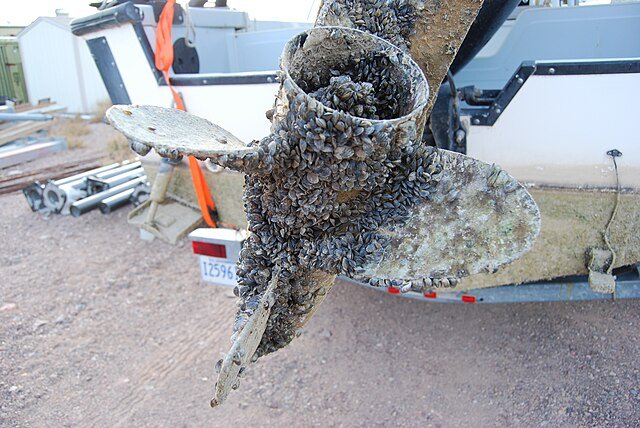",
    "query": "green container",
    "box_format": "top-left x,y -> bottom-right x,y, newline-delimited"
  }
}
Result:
0,37 -> 28,103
